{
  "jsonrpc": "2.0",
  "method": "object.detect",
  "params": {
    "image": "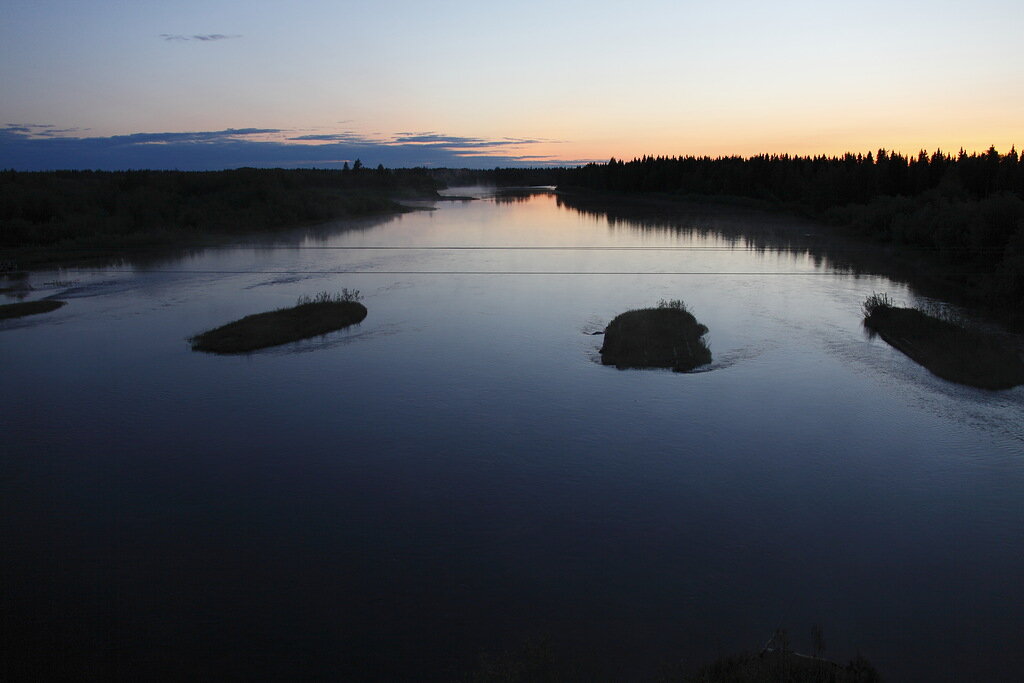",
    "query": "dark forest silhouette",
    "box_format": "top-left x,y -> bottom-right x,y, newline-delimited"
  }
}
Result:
0,166 -> 438,251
